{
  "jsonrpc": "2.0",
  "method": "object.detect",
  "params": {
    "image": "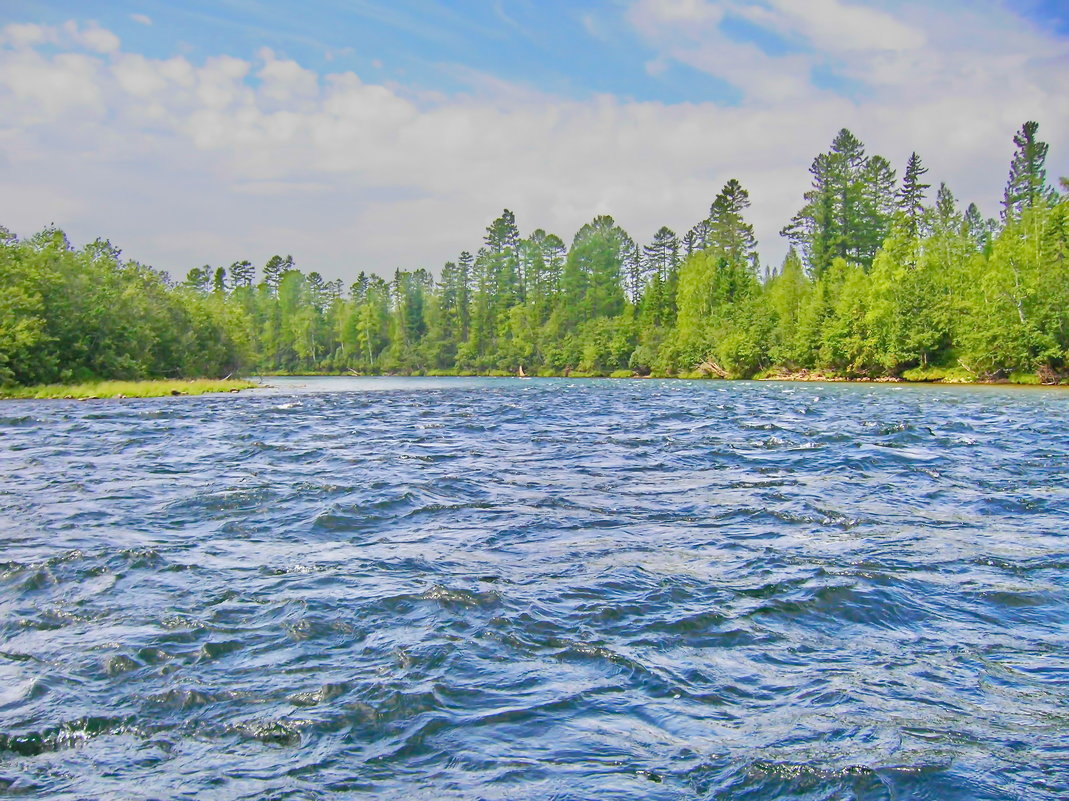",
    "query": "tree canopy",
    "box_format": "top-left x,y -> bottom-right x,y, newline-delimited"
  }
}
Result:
2,121 -> 1066,386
